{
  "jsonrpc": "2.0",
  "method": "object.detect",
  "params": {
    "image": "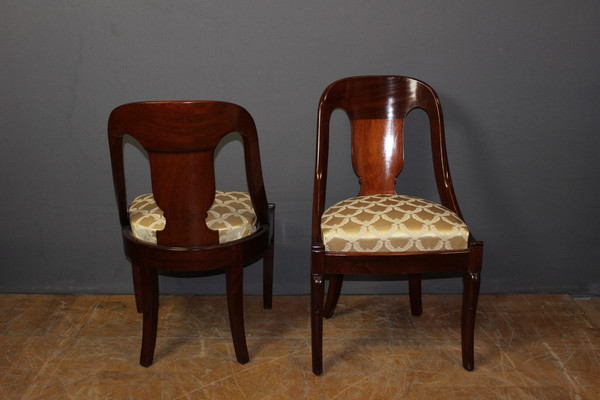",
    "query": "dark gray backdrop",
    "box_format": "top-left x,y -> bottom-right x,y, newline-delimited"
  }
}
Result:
2,1 -> 599,296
